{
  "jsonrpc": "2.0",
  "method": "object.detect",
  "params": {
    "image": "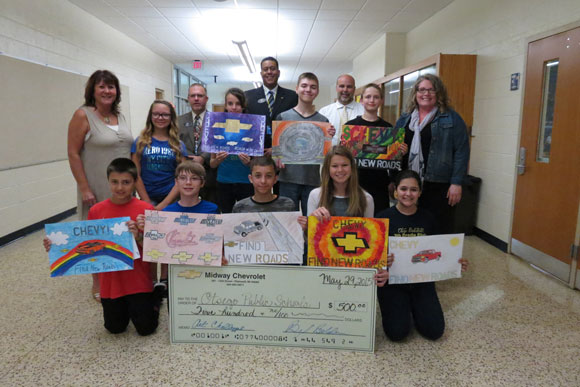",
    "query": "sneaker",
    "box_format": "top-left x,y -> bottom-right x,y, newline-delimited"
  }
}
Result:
154,279 -> 168,299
